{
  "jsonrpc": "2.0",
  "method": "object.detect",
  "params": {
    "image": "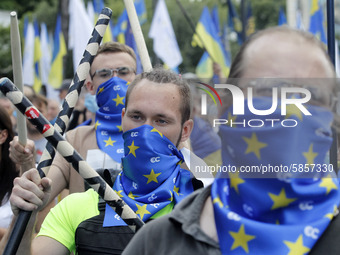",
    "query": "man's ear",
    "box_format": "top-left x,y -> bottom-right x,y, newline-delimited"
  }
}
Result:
180,119 -> 194,143
0,129 -> 8,145
85,75 -> 95,95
